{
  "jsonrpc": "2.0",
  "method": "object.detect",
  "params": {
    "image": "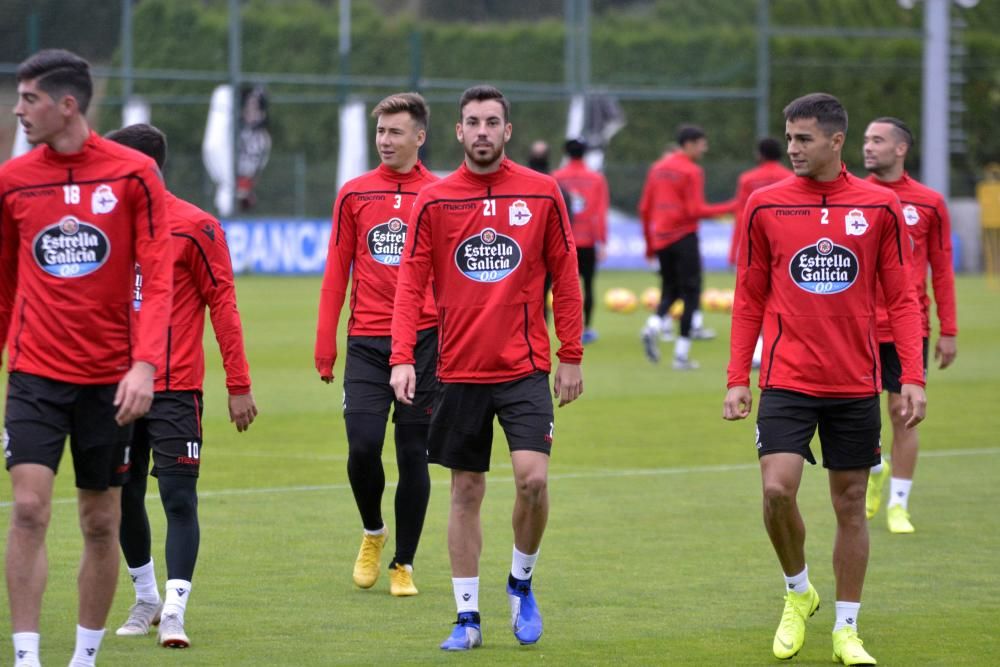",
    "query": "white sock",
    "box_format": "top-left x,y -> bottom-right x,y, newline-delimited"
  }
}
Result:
783,566 -> 810,595
69,626 -> 105,667
645,314 -> 662,332
12,632 -> 40,665
363,525 -> 387,536
833,601 -> 861,632
127,559 -> 160,604
870,457 -> 886,475
452,577 -> 479,614
674,336 -> 692,360
163,579 -> 192,622
692,309 -> 704,330
752,335 -> 764,366
510,545 -> 539,581
888,477 -> 912,509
